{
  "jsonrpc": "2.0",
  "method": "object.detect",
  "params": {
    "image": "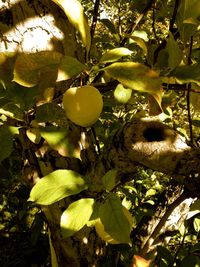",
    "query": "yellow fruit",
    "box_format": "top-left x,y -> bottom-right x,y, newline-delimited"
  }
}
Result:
95,207 -> 133,244
62,85 -> 103,127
